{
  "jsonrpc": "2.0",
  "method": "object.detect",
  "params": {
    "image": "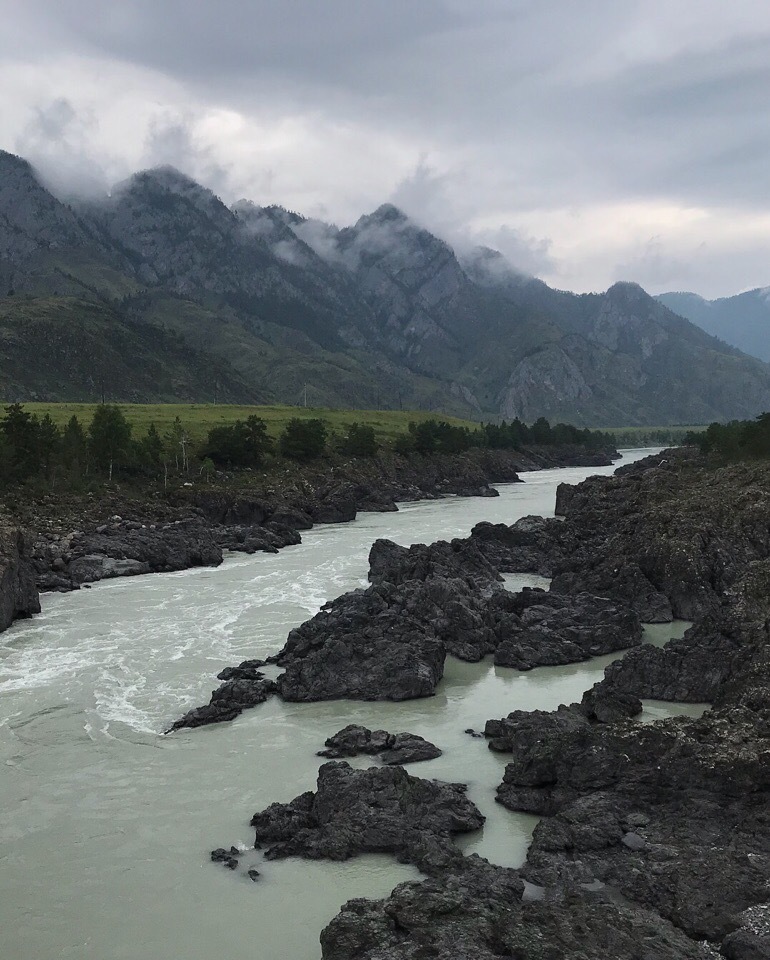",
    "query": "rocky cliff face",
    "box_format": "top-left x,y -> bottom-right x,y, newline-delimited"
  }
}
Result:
2,149 -> 770,423
0,527 -> 40,631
